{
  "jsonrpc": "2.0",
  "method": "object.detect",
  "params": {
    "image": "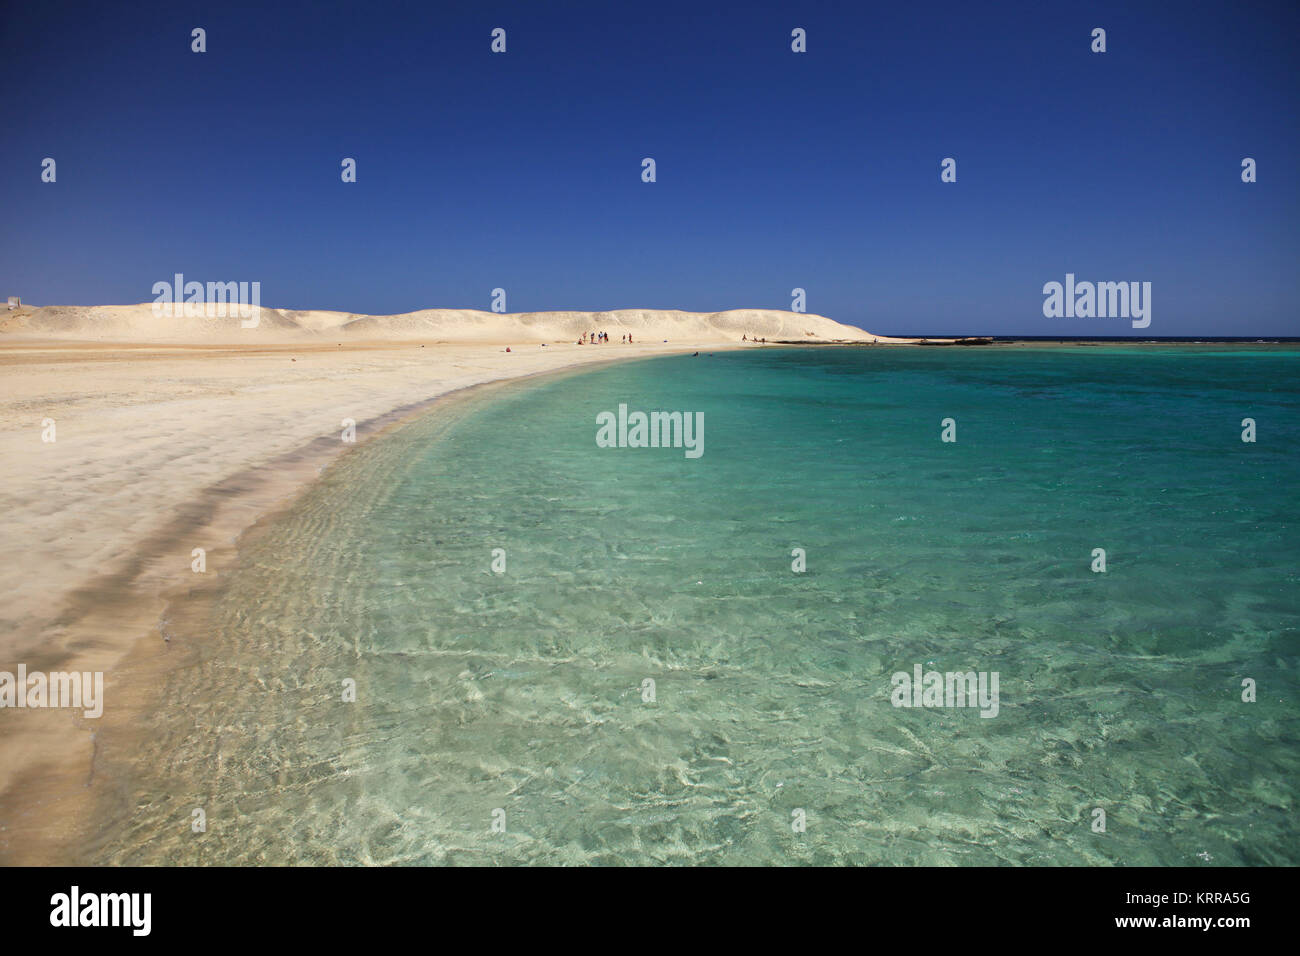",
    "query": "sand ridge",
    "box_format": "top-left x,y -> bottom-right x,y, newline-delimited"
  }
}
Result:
0,303 -> 914,345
